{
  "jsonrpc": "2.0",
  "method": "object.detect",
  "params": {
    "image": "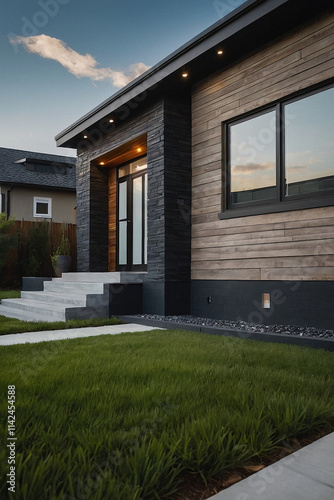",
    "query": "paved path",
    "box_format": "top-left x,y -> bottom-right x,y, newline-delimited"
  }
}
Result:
208,431 -> 334,500
0,323 -> 163,345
